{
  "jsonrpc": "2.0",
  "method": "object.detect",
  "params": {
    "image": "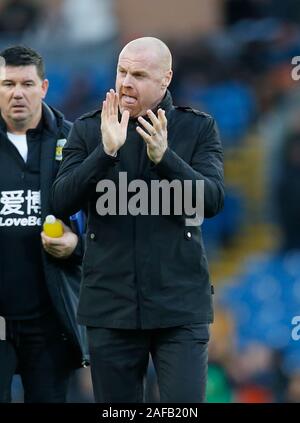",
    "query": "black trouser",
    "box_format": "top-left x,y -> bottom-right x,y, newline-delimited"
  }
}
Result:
87,323 -> 209,403
0,340 -> 16,402
0,311 -> 73,403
